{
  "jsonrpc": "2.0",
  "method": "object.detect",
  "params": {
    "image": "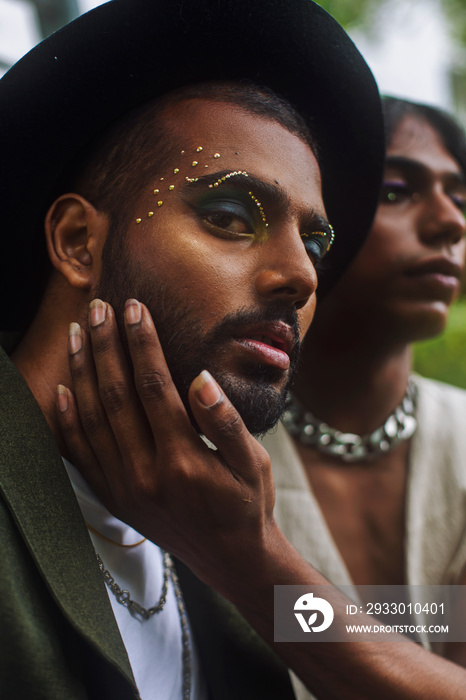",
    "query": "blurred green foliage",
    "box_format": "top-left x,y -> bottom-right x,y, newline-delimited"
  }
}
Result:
413,299 -> 466,389
316,0 -> 379,30
442,0 -> 466,46
318,0 -> 466,48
